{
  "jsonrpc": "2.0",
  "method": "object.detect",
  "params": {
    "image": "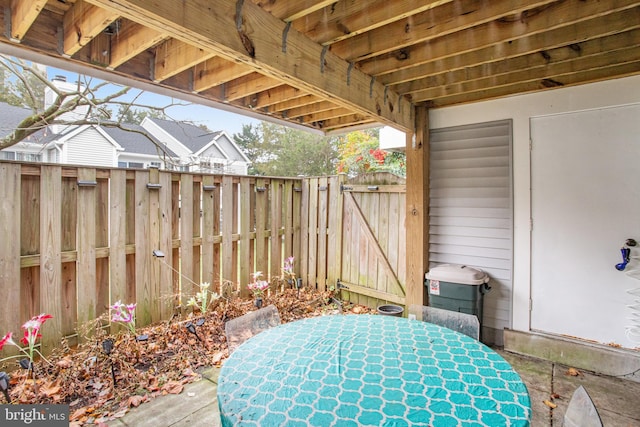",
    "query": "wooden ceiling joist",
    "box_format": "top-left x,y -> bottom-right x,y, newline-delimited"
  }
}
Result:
109,20 -> 167,69
252,0 -> 337,22
302,107 -> 353,124
294,0 -> 452,46
63,0 -> 120,57
429,61 -> 640,107
383,6 -> 640,87
358,0 -> 640,77
415,45 -> 640,102
153,39 -> 216,82
223,73 -> 282,102
329,0 -> 557,62
242,86 -> 306,109
193,56 -> 255,93
84,0 -> 414,131
269,94 -> 321,114
400,29 -> 640,100
9,0 -> 47,41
